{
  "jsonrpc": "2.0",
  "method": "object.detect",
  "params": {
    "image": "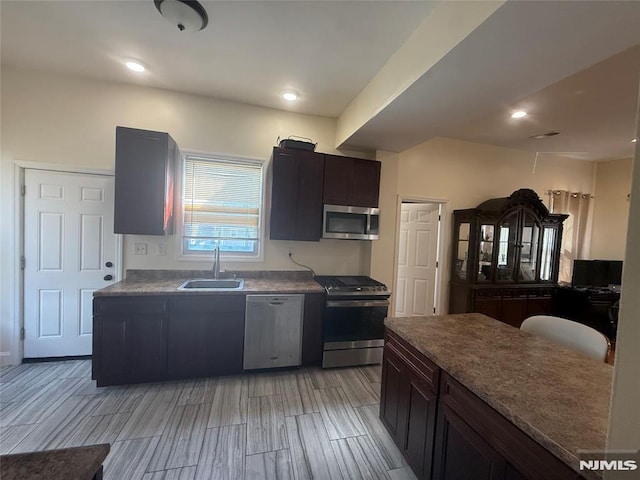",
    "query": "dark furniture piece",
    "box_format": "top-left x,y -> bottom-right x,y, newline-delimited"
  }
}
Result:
449,189 -> 567,328
93,293 -> 325,386
114,126 -> 179,235
323,154 -> 381,208
552,286 -> 620,340
269,147 -> 382,241
269,147 -> 325,241
381,329 -> 581,480
0,443 -> 110,480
